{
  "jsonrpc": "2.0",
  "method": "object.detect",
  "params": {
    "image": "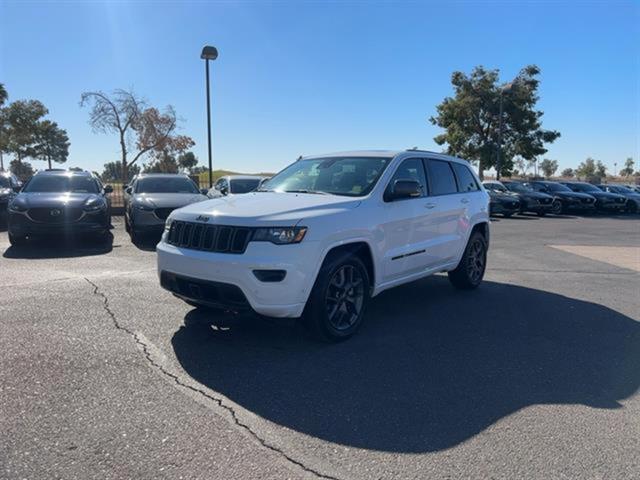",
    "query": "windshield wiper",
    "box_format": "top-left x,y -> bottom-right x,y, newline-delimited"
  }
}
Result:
284,189 -> 329,195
